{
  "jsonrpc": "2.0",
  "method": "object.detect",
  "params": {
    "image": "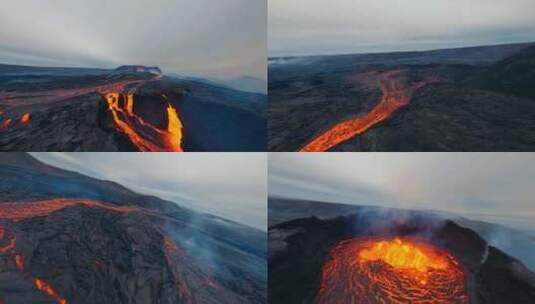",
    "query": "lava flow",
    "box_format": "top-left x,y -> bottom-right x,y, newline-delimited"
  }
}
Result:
316,237 -> 468,304
0,198 -> 142,221
163,235 -> 225,303
0,75 -> 184,151
0,199 -> 146,304
102,90 -> 183,152
34,279 -> 67,304
300,70 -> 434,152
